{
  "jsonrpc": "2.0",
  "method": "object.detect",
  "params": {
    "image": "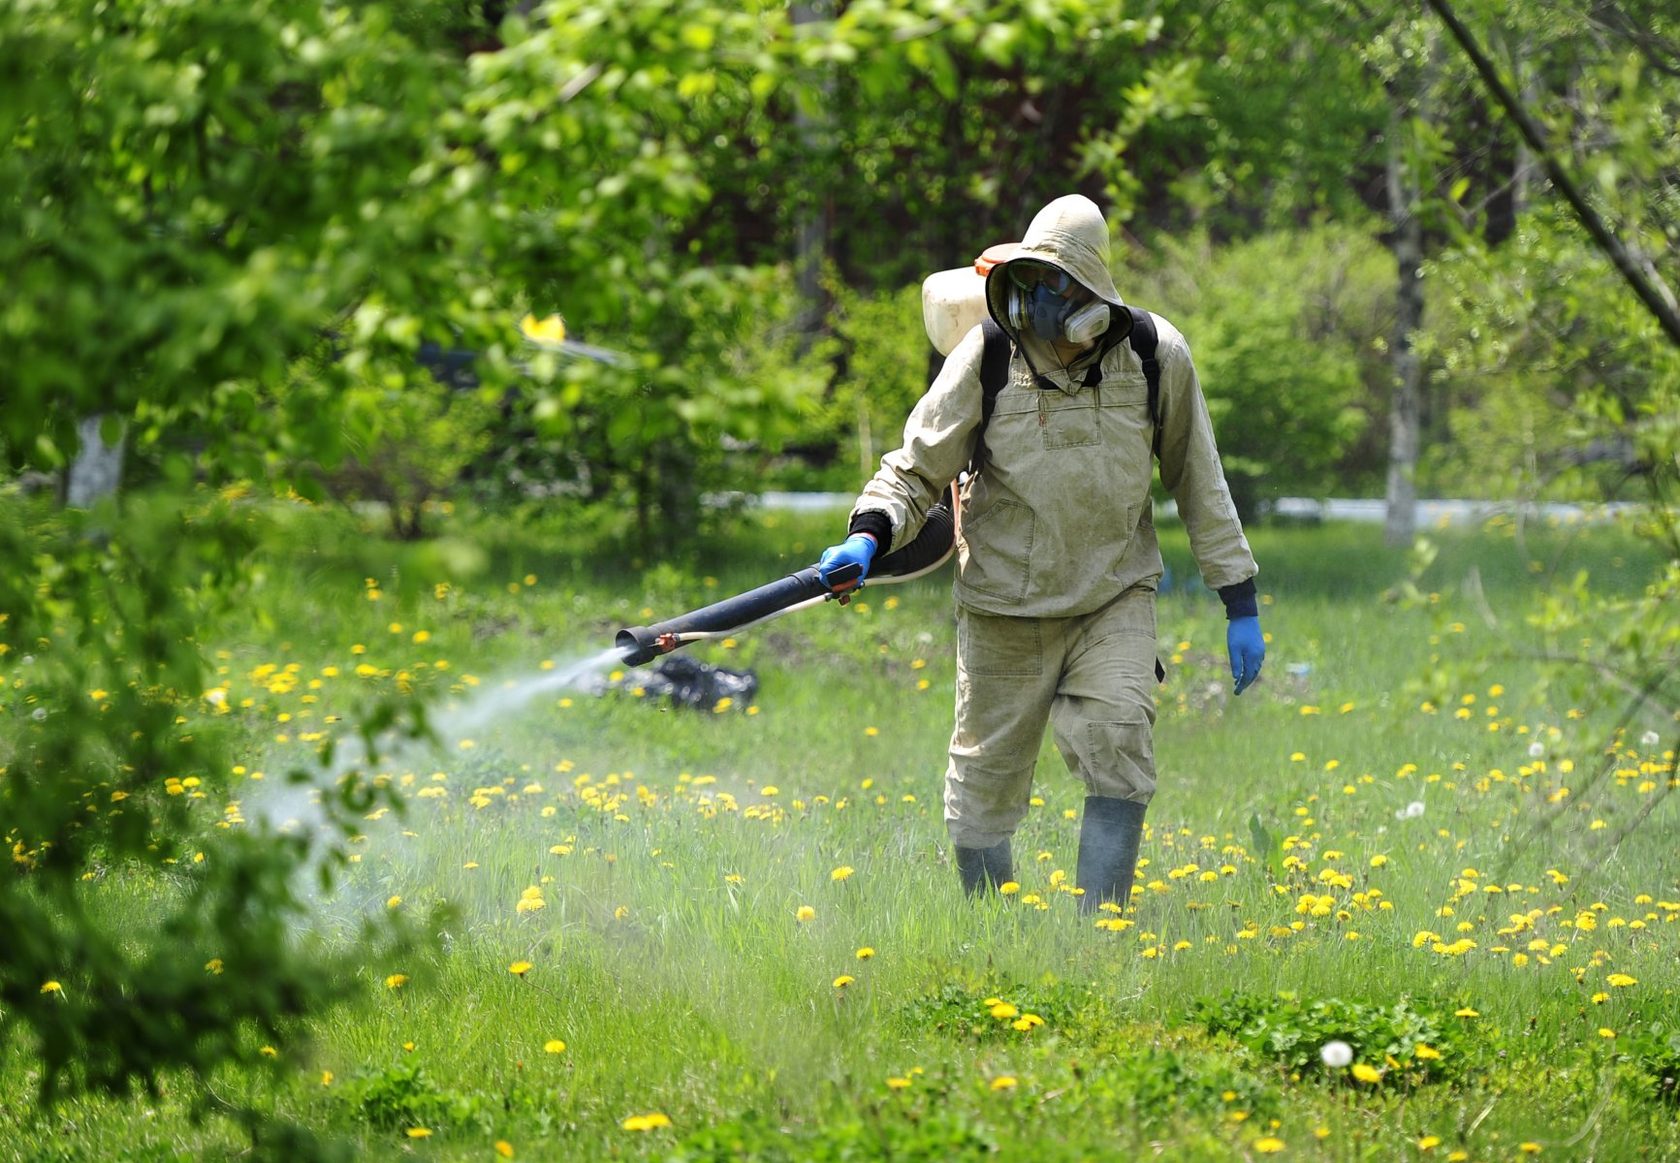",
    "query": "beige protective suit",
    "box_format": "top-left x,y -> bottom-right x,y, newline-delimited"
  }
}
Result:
849,195 -> 1257,849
